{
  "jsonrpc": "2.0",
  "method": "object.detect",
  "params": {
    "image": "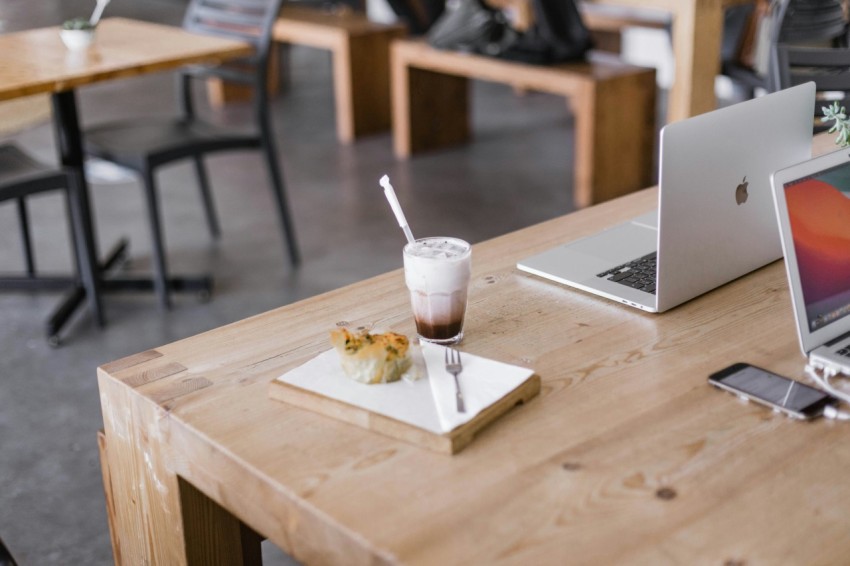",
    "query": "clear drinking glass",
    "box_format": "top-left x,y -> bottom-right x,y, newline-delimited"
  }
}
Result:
403,237 -> 472,345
